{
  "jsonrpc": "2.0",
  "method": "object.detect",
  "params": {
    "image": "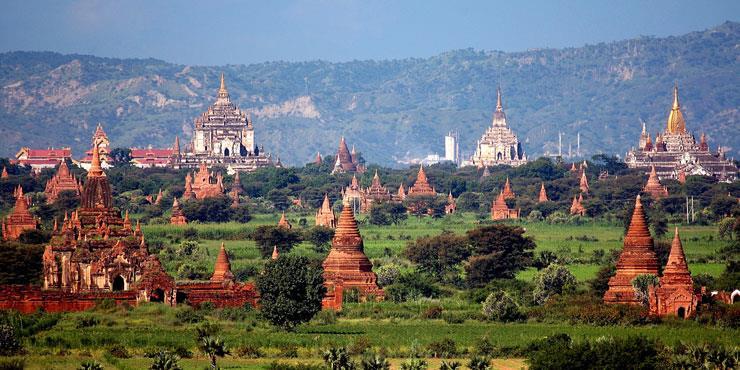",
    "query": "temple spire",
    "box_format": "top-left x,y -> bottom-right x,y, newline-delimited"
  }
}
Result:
211,242 -> 233,282
88,141 -> 104,178
496,85 -> 503,112
216,73 -> 230,103
672,82 -> 680,110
